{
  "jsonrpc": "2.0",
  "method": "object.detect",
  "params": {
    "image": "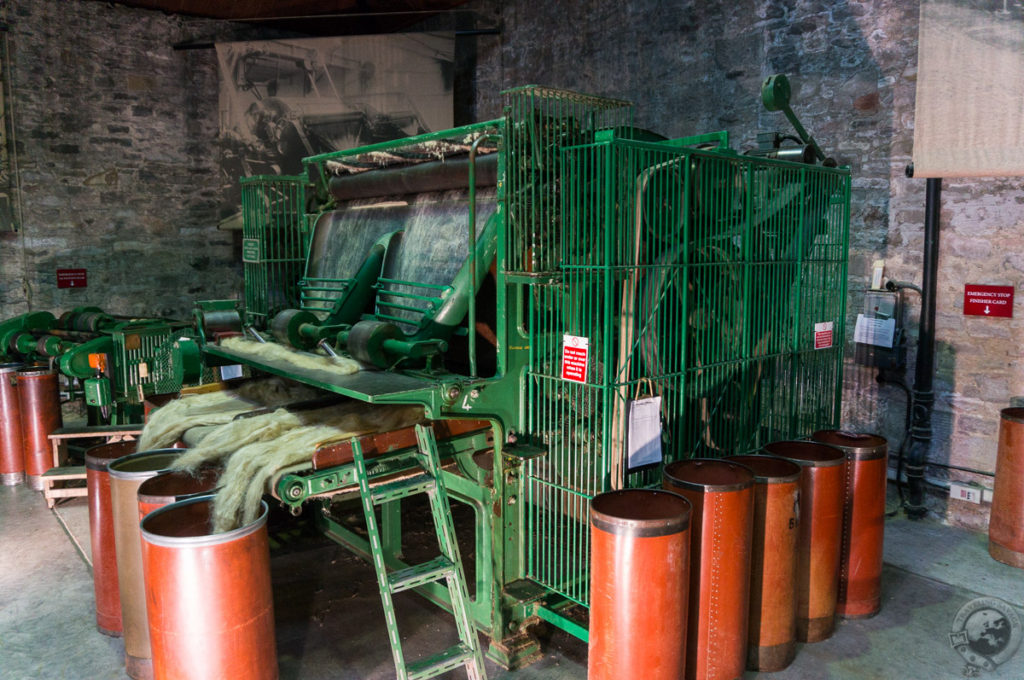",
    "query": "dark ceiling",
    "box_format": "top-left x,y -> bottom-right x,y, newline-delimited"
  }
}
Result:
98,0 -> 478,36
